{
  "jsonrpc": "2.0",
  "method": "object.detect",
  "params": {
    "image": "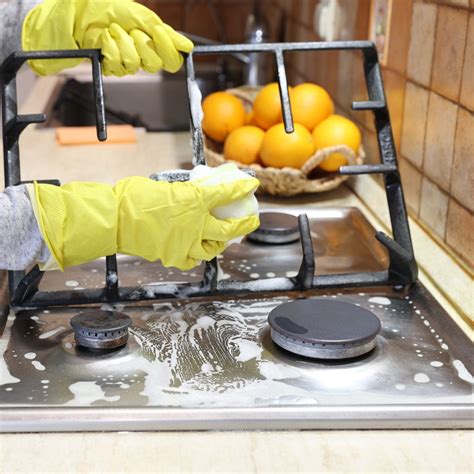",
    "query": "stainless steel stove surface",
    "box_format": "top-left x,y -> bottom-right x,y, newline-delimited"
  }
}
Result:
1,207 -> 473,431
